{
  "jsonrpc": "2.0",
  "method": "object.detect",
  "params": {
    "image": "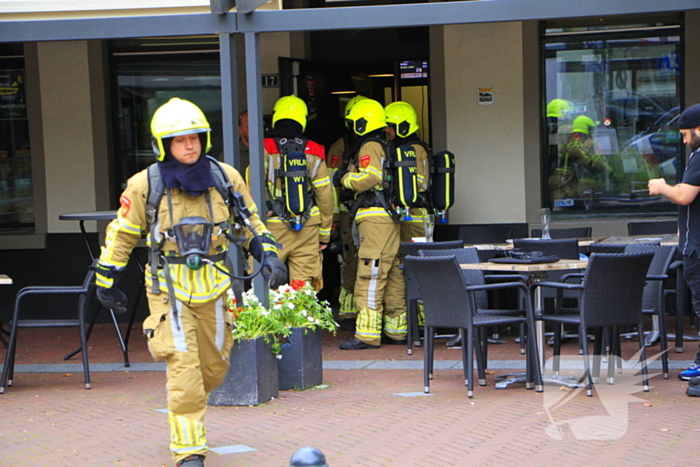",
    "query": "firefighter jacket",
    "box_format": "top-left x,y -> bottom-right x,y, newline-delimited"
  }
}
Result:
261,137 -> 334,243
340,139 -> 394,224
98,162 -> 273,305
